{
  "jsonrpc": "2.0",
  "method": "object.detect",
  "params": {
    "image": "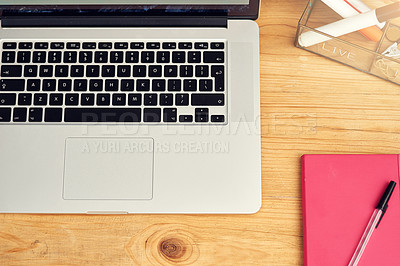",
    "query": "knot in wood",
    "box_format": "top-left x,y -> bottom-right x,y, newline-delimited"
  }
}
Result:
159,238 -> 186,260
